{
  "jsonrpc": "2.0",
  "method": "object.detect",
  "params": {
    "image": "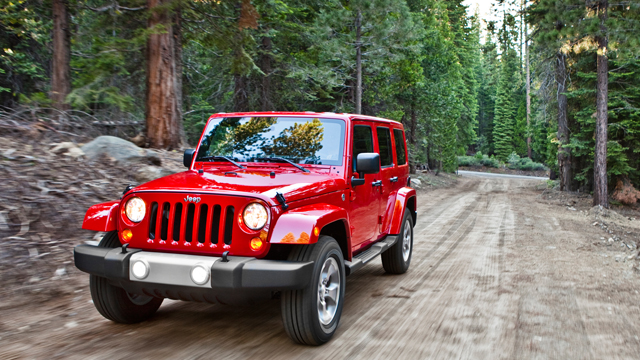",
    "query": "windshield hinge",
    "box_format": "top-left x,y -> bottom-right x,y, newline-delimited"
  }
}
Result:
275,192 -> 289,210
